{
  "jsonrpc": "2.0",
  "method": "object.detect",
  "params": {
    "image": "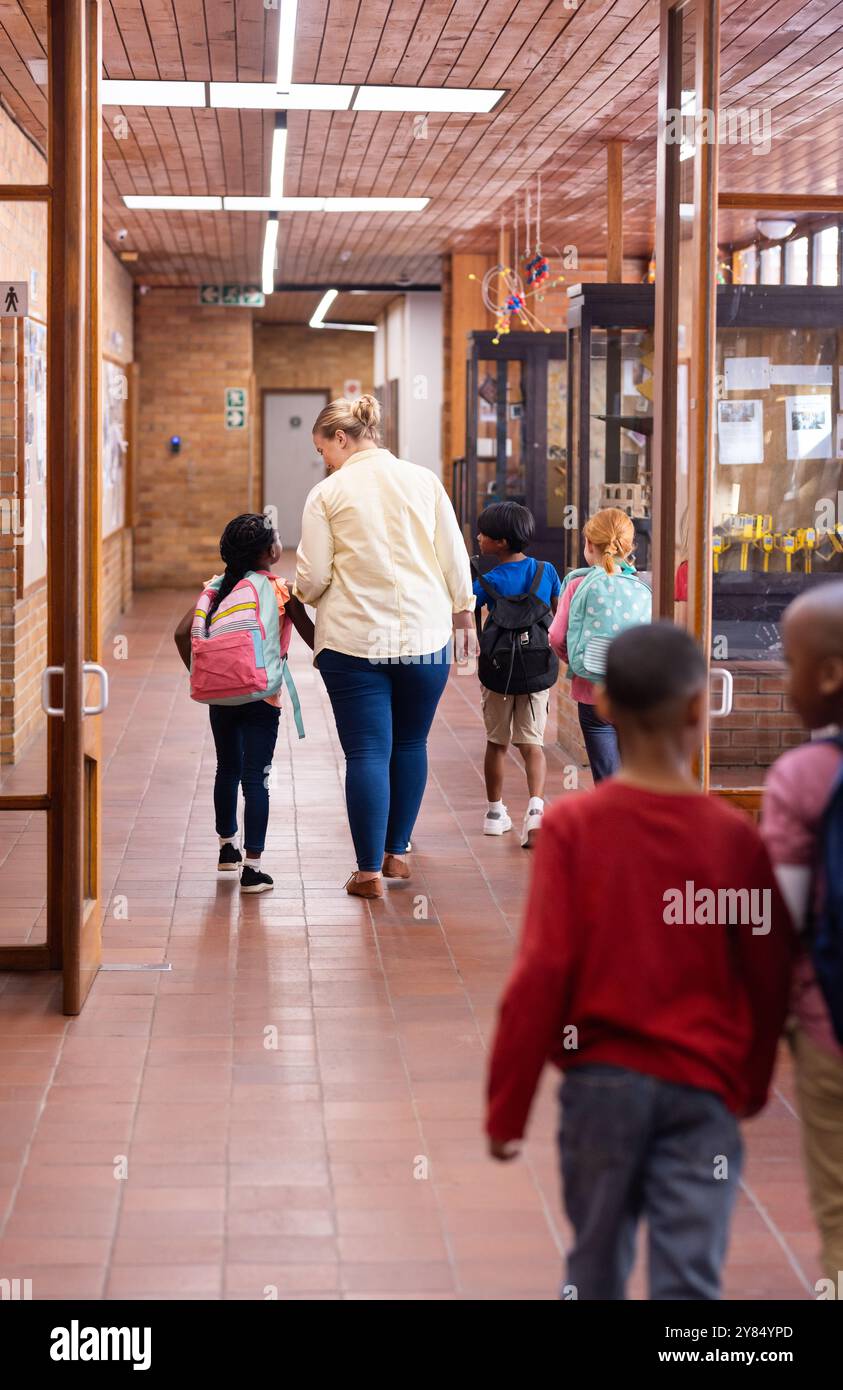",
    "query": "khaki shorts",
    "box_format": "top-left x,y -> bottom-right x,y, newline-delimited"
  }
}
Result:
481,687 -> 550,746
